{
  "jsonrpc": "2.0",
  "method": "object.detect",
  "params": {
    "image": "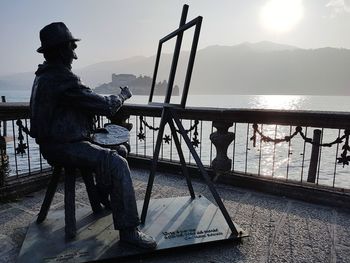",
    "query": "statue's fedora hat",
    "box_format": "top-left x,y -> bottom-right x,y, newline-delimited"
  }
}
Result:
37,22 -> 80,53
